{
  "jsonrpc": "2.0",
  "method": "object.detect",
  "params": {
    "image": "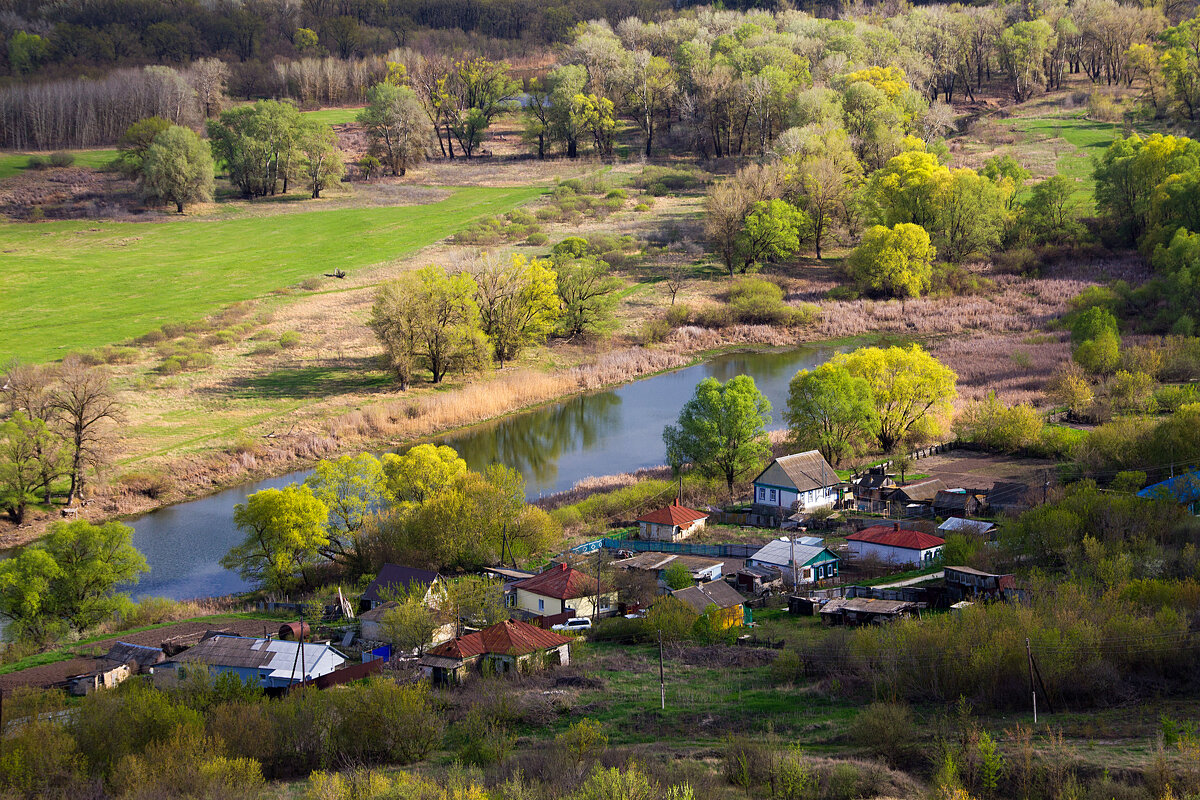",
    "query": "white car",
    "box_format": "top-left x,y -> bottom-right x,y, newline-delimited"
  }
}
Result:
551,617 -> 592,632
